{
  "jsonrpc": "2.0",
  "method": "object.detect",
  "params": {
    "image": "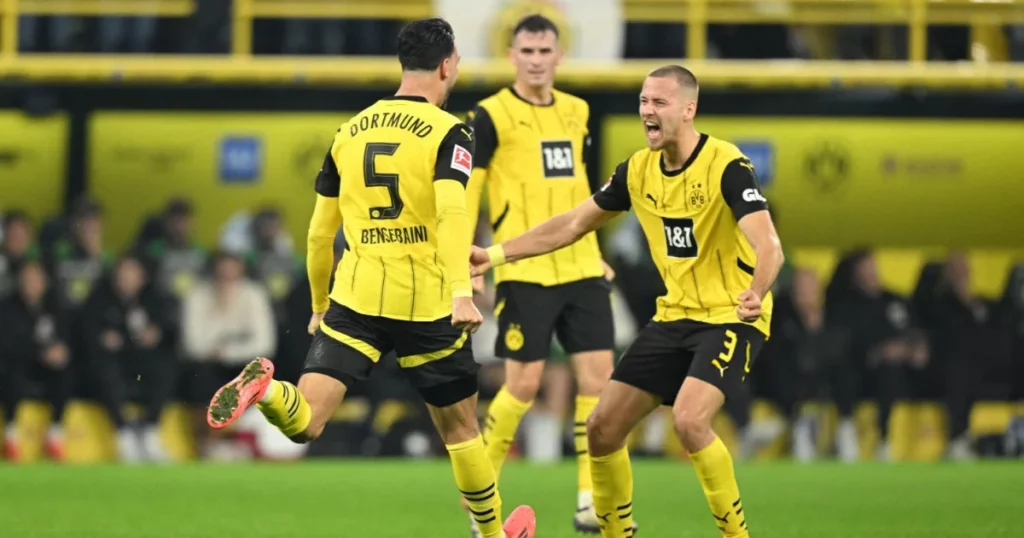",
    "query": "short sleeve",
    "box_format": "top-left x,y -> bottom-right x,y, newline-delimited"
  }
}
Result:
314,143 -> 341,197
435,123 -> 476,186
466,106 -> 497,169
592,159 -> 631,212
721,157 -> 768,221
